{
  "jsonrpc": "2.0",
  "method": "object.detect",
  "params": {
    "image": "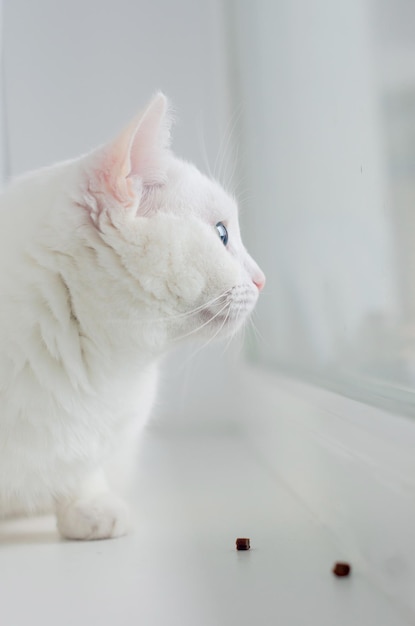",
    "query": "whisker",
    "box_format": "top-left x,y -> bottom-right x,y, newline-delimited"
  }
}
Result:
220,299 -> 245,358
162,289 -> 232,323
197,112 -> 213,179
106,289 -> 233,328
224,131 -> 242,195
248,315 -> 265,344
235,188 -> 254,207
214,104 -> 243,184
172,299 -> 231,344
217,106 -> 243,189
221,319 -> 239,357
182,301 -> 233,363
